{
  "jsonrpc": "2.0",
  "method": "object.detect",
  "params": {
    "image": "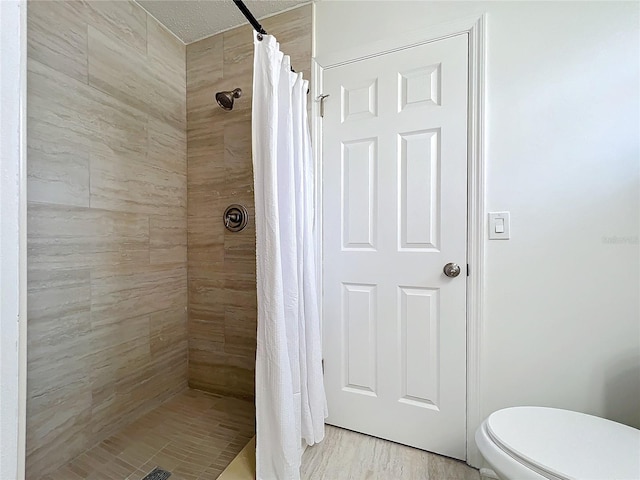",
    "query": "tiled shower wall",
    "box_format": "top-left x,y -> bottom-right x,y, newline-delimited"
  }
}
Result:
186,6 -> 312,398
26,1 -> 311,477
26,1 -> 187,477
